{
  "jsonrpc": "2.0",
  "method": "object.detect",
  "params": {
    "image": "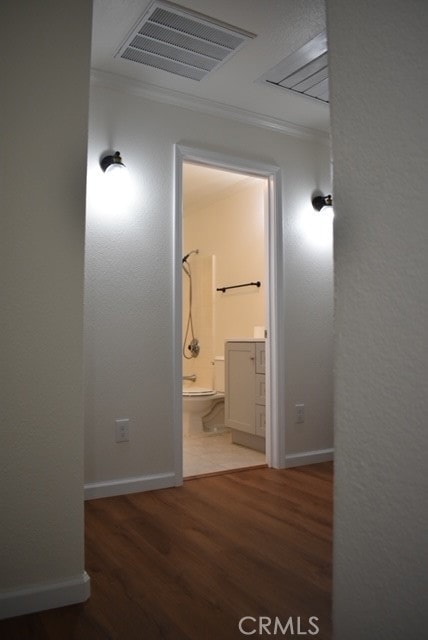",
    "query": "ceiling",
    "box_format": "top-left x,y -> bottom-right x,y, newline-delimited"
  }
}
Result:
183,162 -> 265,212
91,0 -> 330,136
